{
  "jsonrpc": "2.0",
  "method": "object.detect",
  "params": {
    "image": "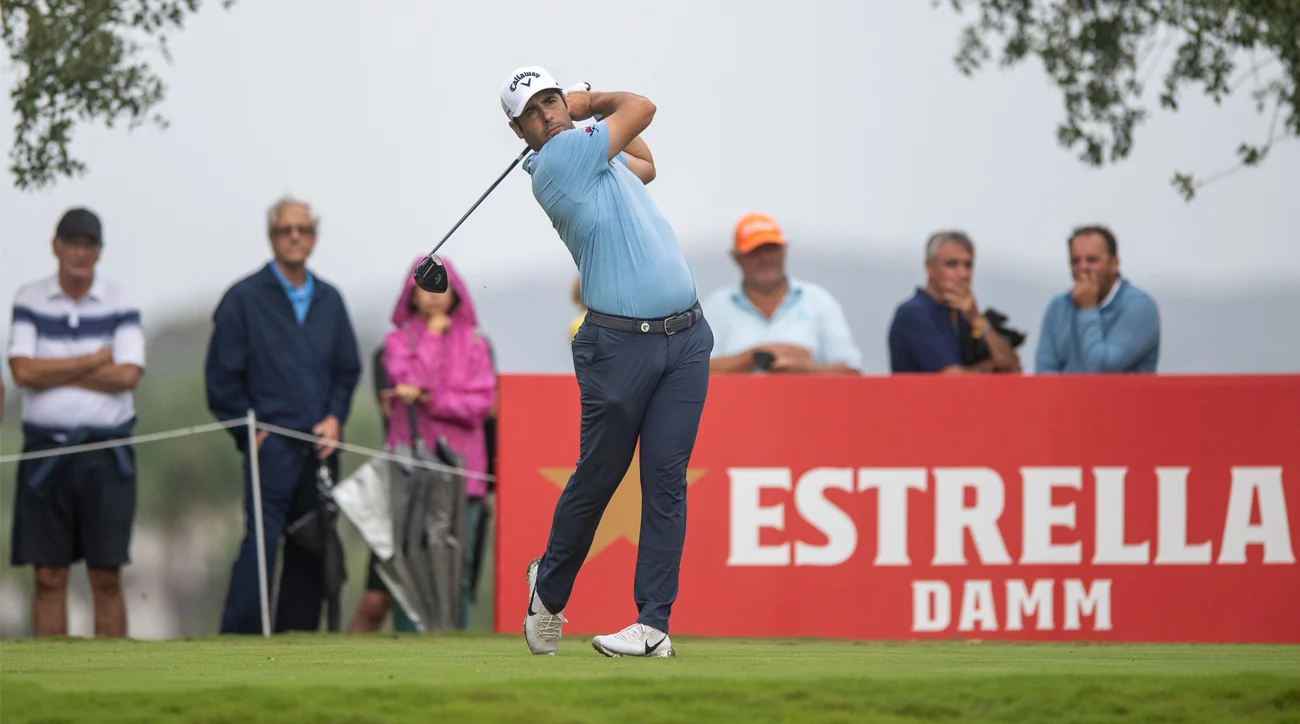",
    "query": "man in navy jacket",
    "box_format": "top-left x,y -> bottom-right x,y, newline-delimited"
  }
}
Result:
204,196 -> 361,634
